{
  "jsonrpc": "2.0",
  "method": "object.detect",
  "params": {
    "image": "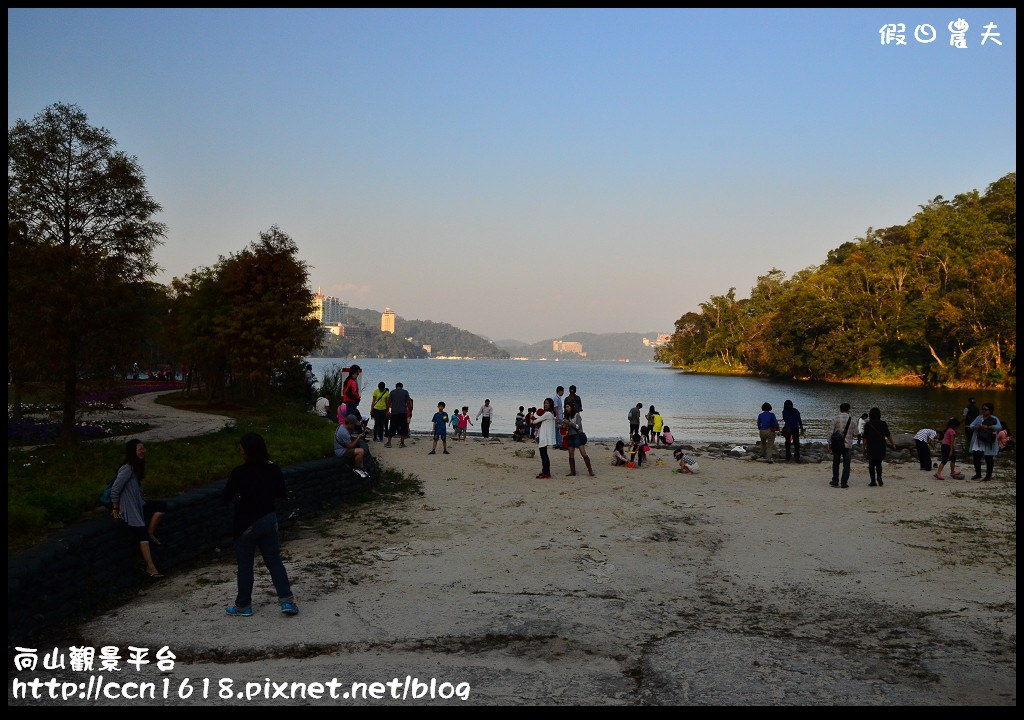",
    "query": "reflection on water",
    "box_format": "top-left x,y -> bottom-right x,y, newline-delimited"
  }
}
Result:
307,358 -> 1016,445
